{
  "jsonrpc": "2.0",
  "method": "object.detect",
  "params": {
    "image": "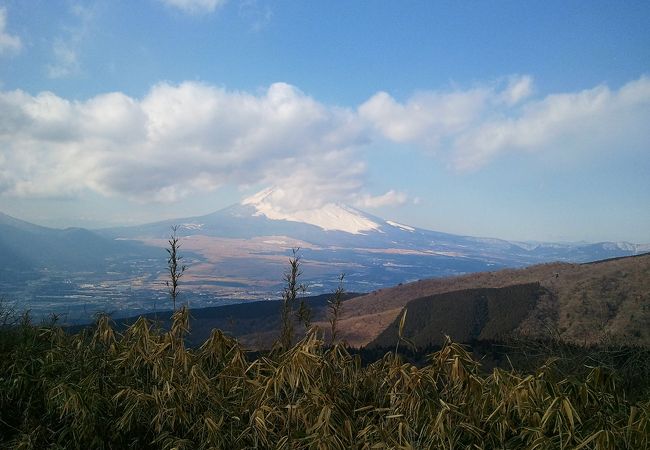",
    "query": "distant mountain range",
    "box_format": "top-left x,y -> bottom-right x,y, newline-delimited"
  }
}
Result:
1,187 -> 649,319
0,212 -> 155,279
103,187 -> 650,256
100,187 -> 650,281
